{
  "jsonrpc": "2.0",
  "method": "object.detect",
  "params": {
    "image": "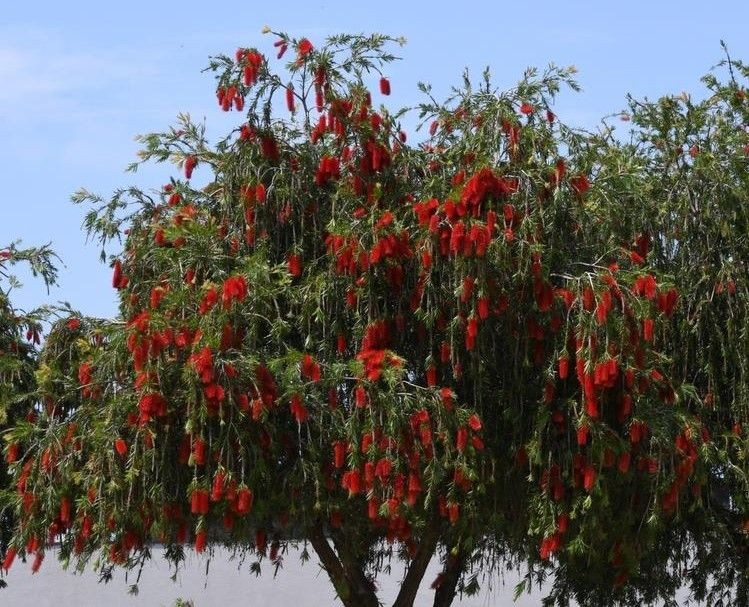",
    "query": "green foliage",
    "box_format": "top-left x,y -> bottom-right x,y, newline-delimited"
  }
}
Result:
0,242 -> 59,570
